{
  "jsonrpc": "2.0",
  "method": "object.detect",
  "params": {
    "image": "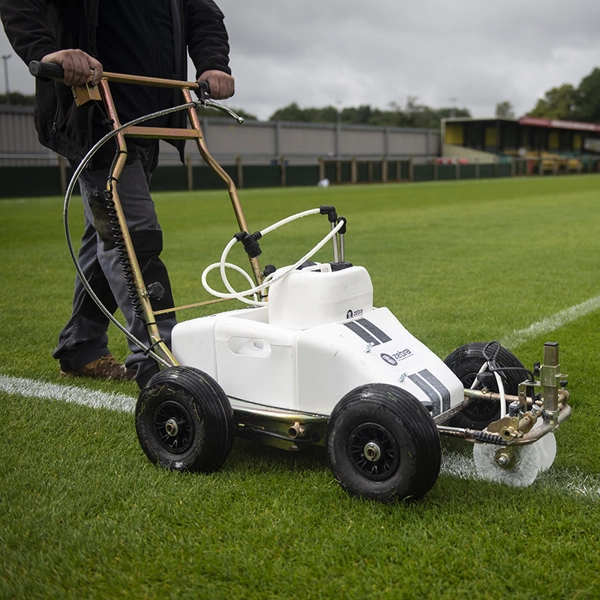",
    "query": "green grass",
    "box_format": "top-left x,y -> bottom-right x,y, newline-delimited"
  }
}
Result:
2,175 -> 600,599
